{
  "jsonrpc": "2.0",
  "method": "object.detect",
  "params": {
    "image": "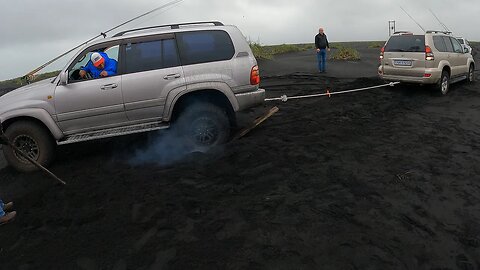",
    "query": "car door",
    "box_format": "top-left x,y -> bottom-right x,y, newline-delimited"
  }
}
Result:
449,37 -> 469,77
54,44 -> 128,134
121,34 -> 185,122
442,37 -> 458,76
